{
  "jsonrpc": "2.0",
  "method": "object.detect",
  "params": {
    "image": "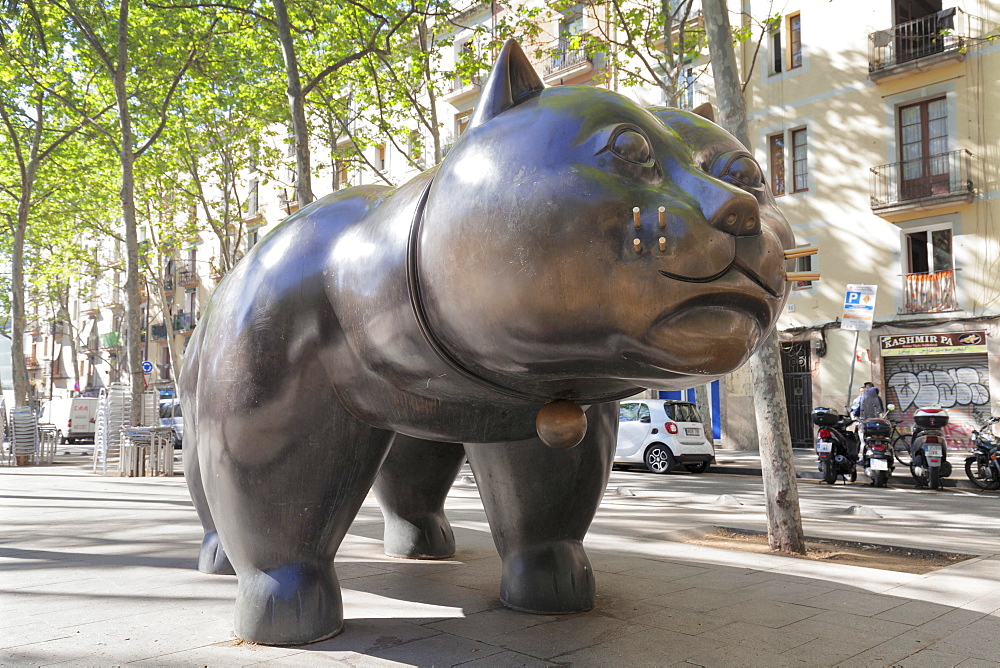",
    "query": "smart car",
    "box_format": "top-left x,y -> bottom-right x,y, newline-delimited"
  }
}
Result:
615,399 -> 715,474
